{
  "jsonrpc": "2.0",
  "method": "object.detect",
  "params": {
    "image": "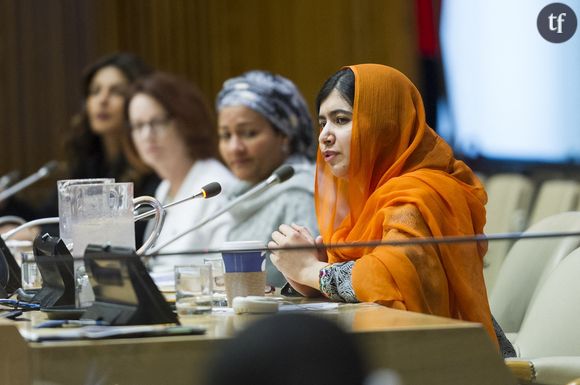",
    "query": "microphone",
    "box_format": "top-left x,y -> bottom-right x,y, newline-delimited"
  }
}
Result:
0,170 -> 19,191
0,161 -> 60,202
134,181 -> 222,221
149,165 -> 295,254
251,165 -> 294,198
